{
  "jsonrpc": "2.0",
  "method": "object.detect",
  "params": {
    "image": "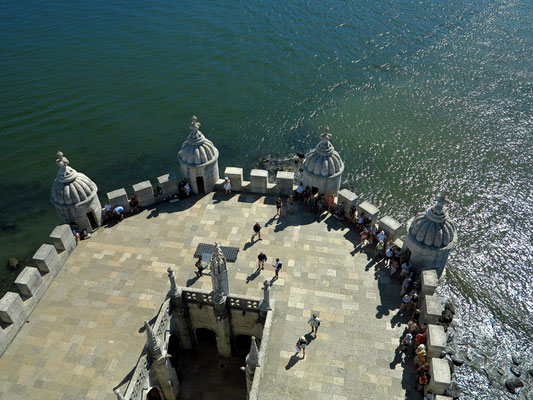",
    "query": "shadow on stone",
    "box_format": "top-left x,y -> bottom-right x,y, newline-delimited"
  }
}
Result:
285,355 -> 301,370
245,269 -> 261,284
